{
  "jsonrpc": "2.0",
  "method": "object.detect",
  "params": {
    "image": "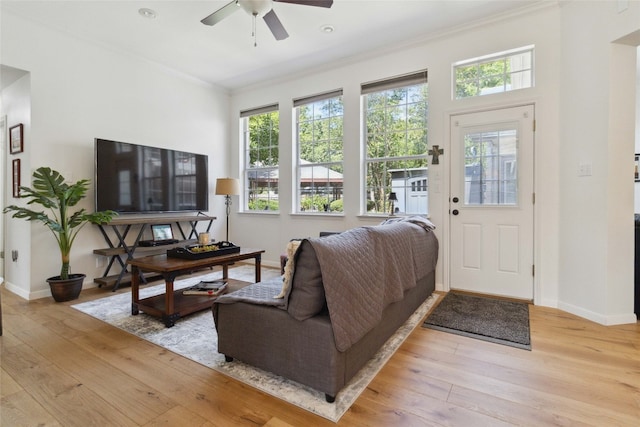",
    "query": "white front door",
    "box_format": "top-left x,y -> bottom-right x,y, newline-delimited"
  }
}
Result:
449,105 -> 535,300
